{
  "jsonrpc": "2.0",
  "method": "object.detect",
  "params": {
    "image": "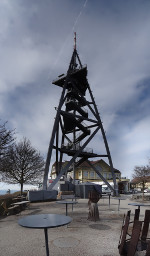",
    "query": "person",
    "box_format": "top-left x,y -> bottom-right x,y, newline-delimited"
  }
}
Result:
7,189 -> 10,194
